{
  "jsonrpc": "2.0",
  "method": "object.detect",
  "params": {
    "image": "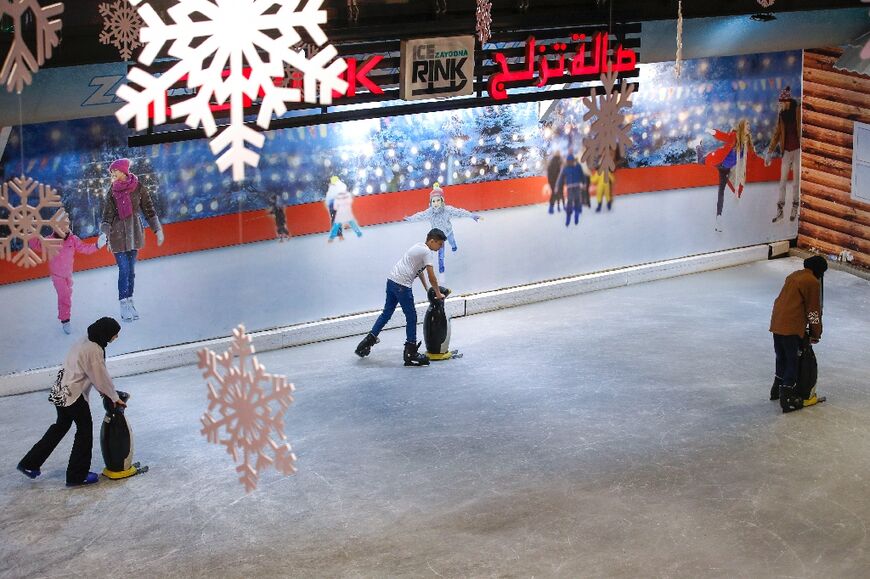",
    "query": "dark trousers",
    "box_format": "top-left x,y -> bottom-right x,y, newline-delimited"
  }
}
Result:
20,395 -> 93,484
773,334 -> 801,387
565,193 -> 582,226
114,250 -> 138,299
370,279 -> 417,343
716,166 -> 731,216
